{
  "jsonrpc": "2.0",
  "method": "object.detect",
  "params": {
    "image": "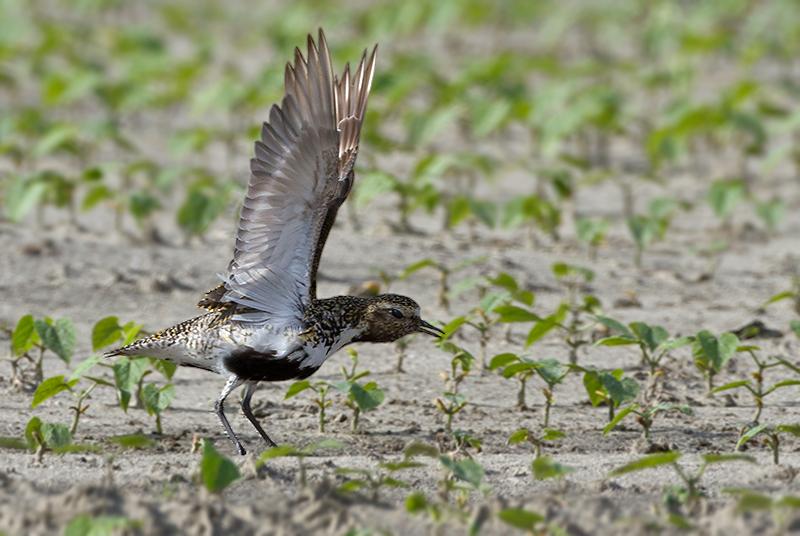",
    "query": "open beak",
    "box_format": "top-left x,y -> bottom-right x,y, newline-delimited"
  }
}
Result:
418,320 -> 445,338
